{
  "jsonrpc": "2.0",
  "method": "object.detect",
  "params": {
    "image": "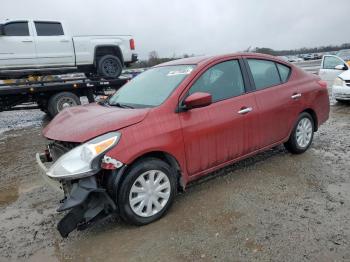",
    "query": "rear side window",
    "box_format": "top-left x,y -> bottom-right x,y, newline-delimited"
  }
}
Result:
189,60 -> 245,102
3,22 -> 29,36
276,63 -> 291,82
247,59 -> 281,90
35,22 -> 64,36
